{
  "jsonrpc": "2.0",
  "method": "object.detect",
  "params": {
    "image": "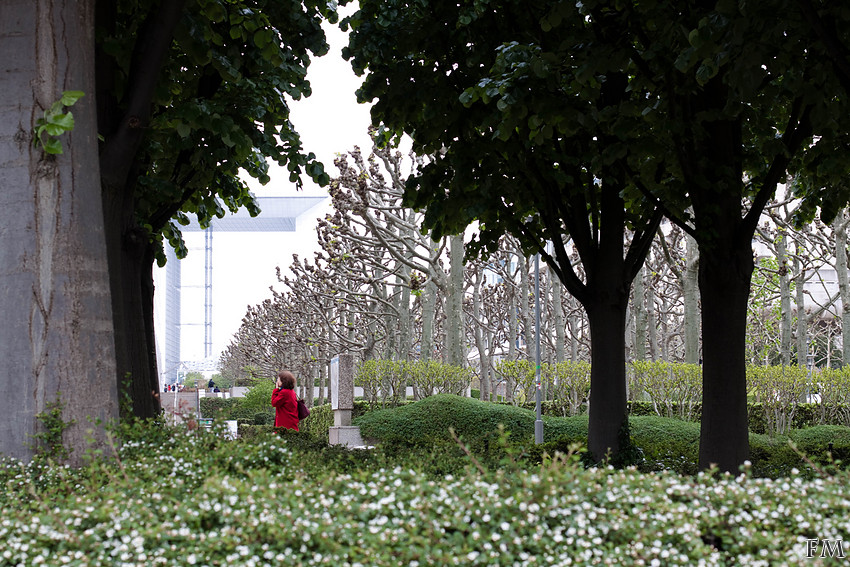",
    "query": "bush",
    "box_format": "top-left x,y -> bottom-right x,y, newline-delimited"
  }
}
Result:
355,394 -> 545,447
629,415 -> 701,475
199,396 -> 238,419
